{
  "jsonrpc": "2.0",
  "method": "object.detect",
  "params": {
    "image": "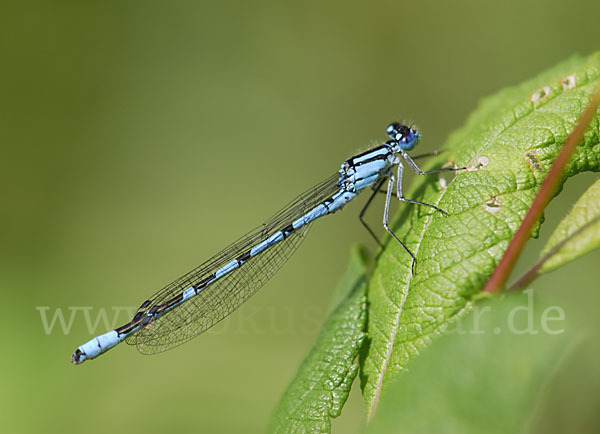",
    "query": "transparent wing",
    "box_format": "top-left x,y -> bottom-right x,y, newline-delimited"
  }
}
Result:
125,171 -> 342,353
135,226 -> 308,354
